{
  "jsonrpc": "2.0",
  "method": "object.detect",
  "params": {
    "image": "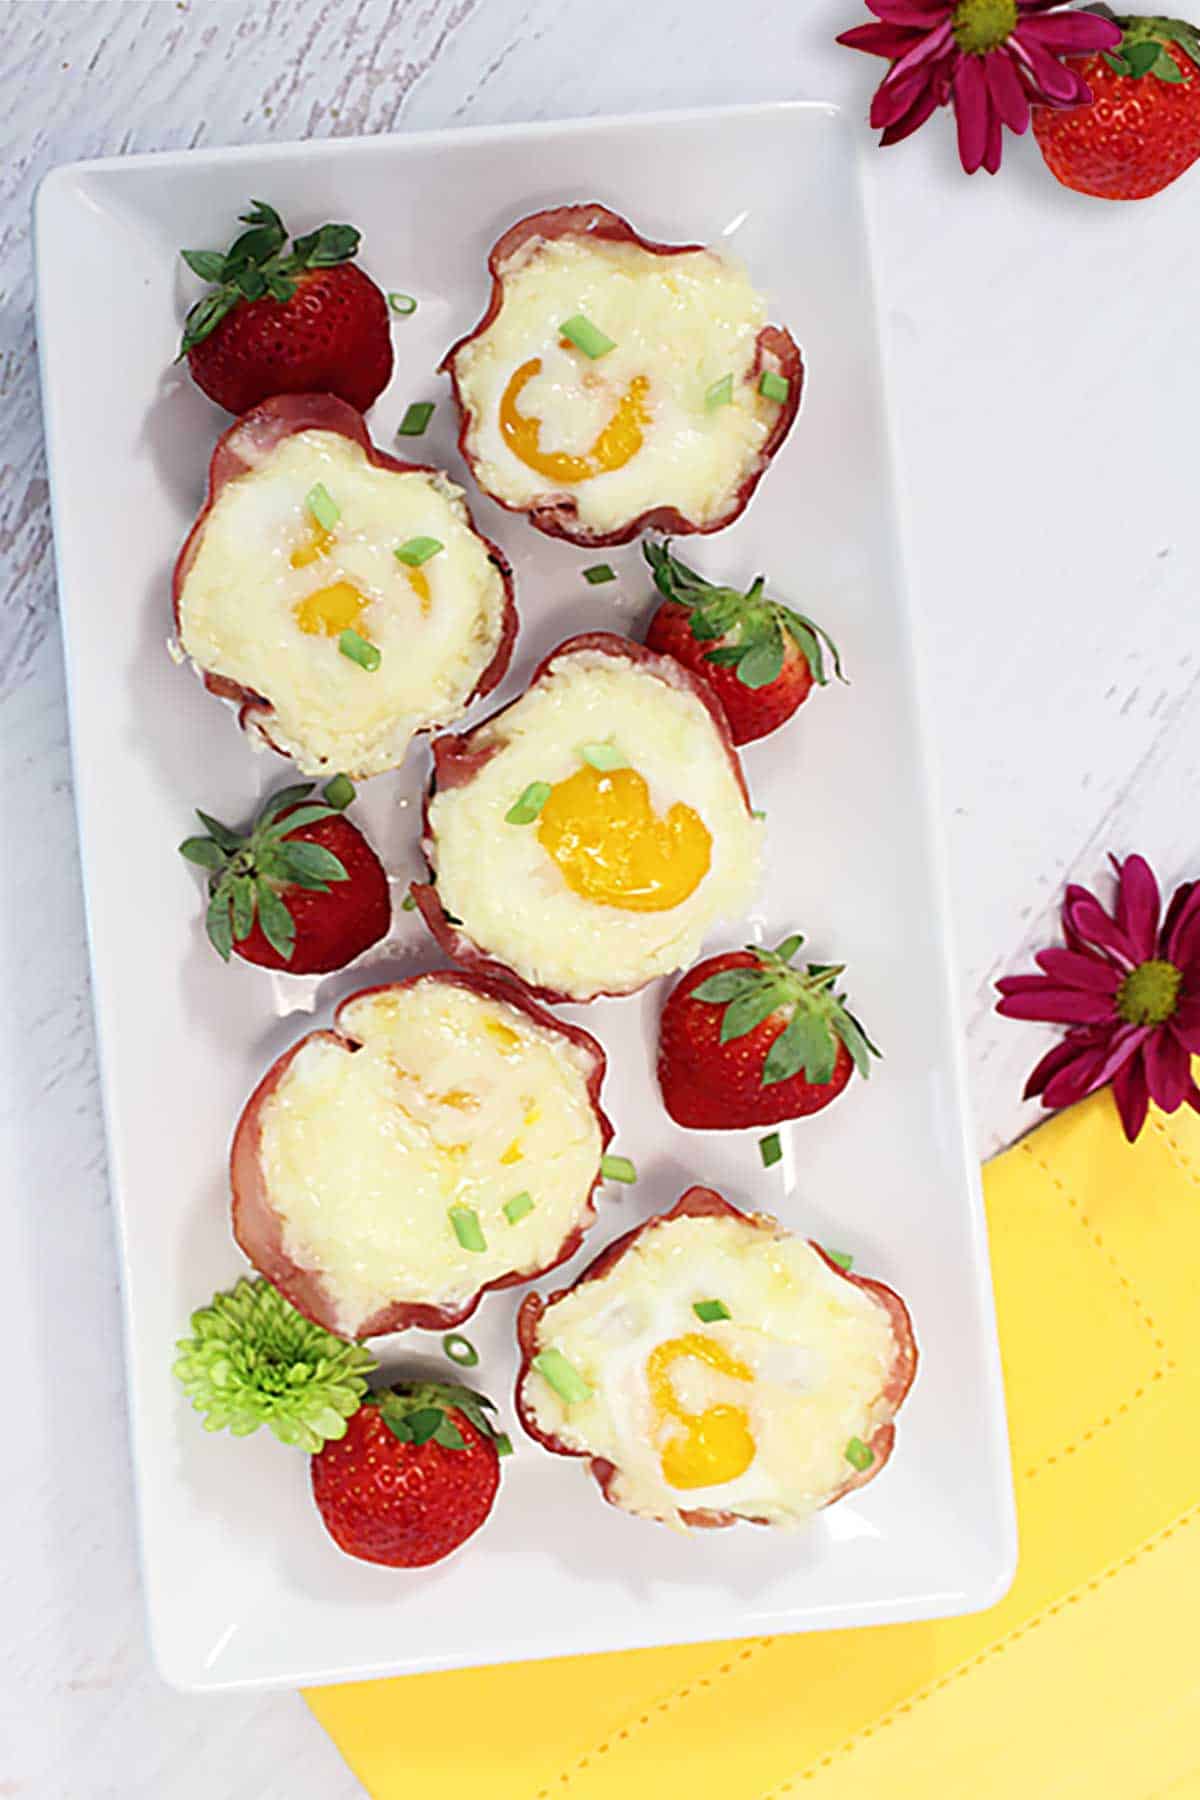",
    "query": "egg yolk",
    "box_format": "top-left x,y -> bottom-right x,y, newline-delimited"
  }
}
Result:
293,579 -> 367,638
289,519 -> 431,637
536,765 -> 711,913
499,357 -> 650,485
647,1334 -> 756,1490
